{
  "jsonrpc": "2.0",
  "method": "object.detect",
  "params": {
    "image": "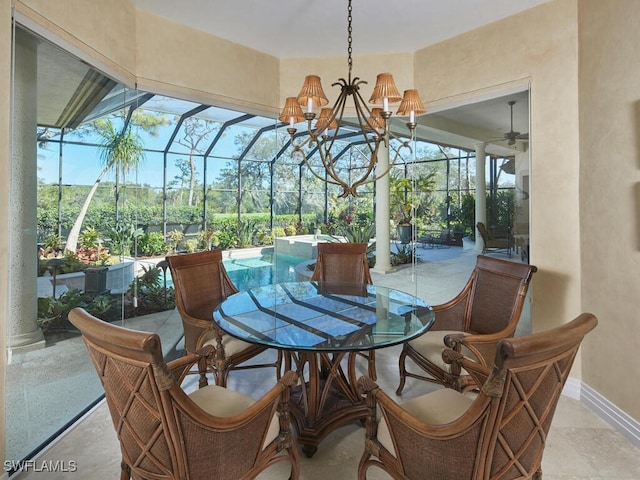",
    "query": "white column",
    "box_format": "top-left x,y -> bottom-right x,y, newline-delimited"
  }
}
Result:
9,30 -> 45,352
474,143 -> 487,252
372,140 -> 393,273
